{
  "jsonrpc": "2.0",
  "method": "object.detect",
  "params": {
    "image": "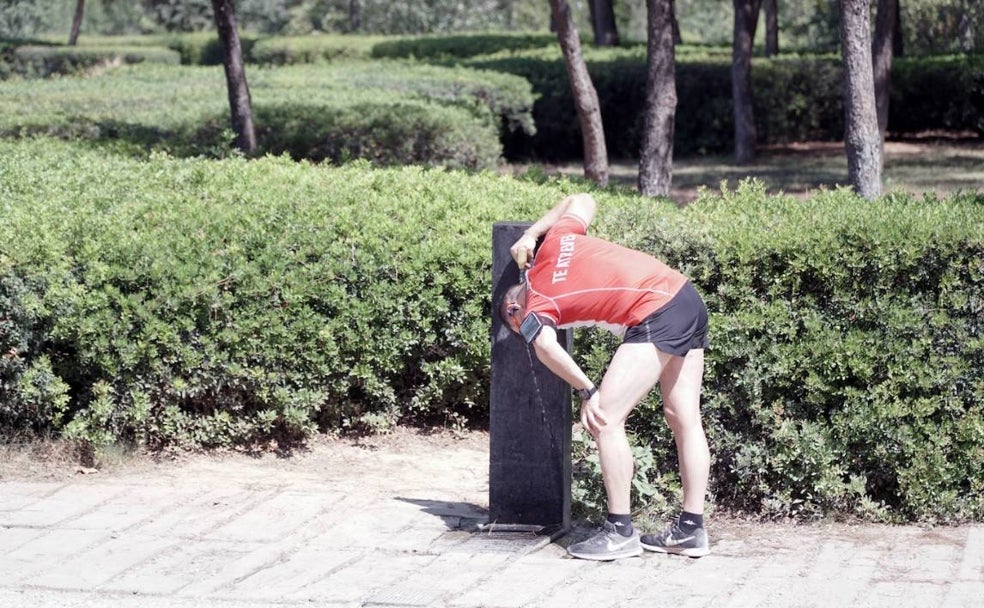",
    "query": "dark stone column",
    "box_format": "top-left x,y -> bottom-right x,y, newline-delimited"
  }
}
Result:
489,222 -> 572,531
